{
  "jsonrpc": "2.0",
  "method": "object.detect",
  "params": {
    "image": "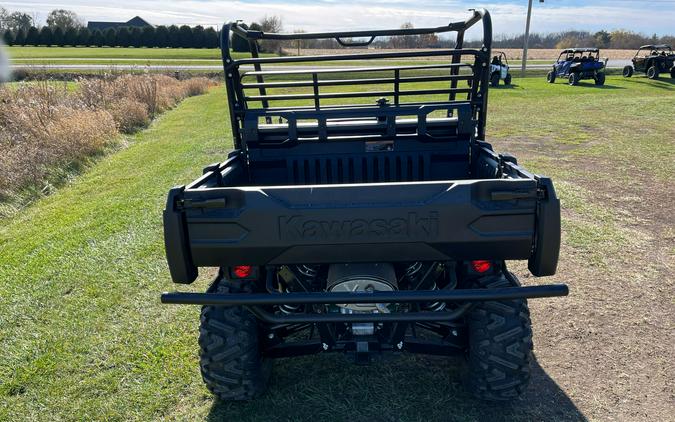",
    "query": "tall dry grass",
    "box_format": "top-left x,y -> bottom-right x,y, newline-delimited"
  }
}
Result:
0,75 -> 214,206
